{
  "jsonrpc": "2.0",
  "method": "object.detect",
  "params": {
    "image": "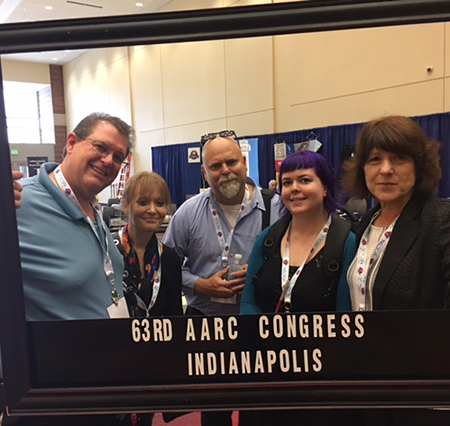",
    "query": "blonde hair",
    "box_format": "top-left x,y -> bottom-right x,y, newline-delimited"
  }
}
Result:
122,172 -> 171,207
